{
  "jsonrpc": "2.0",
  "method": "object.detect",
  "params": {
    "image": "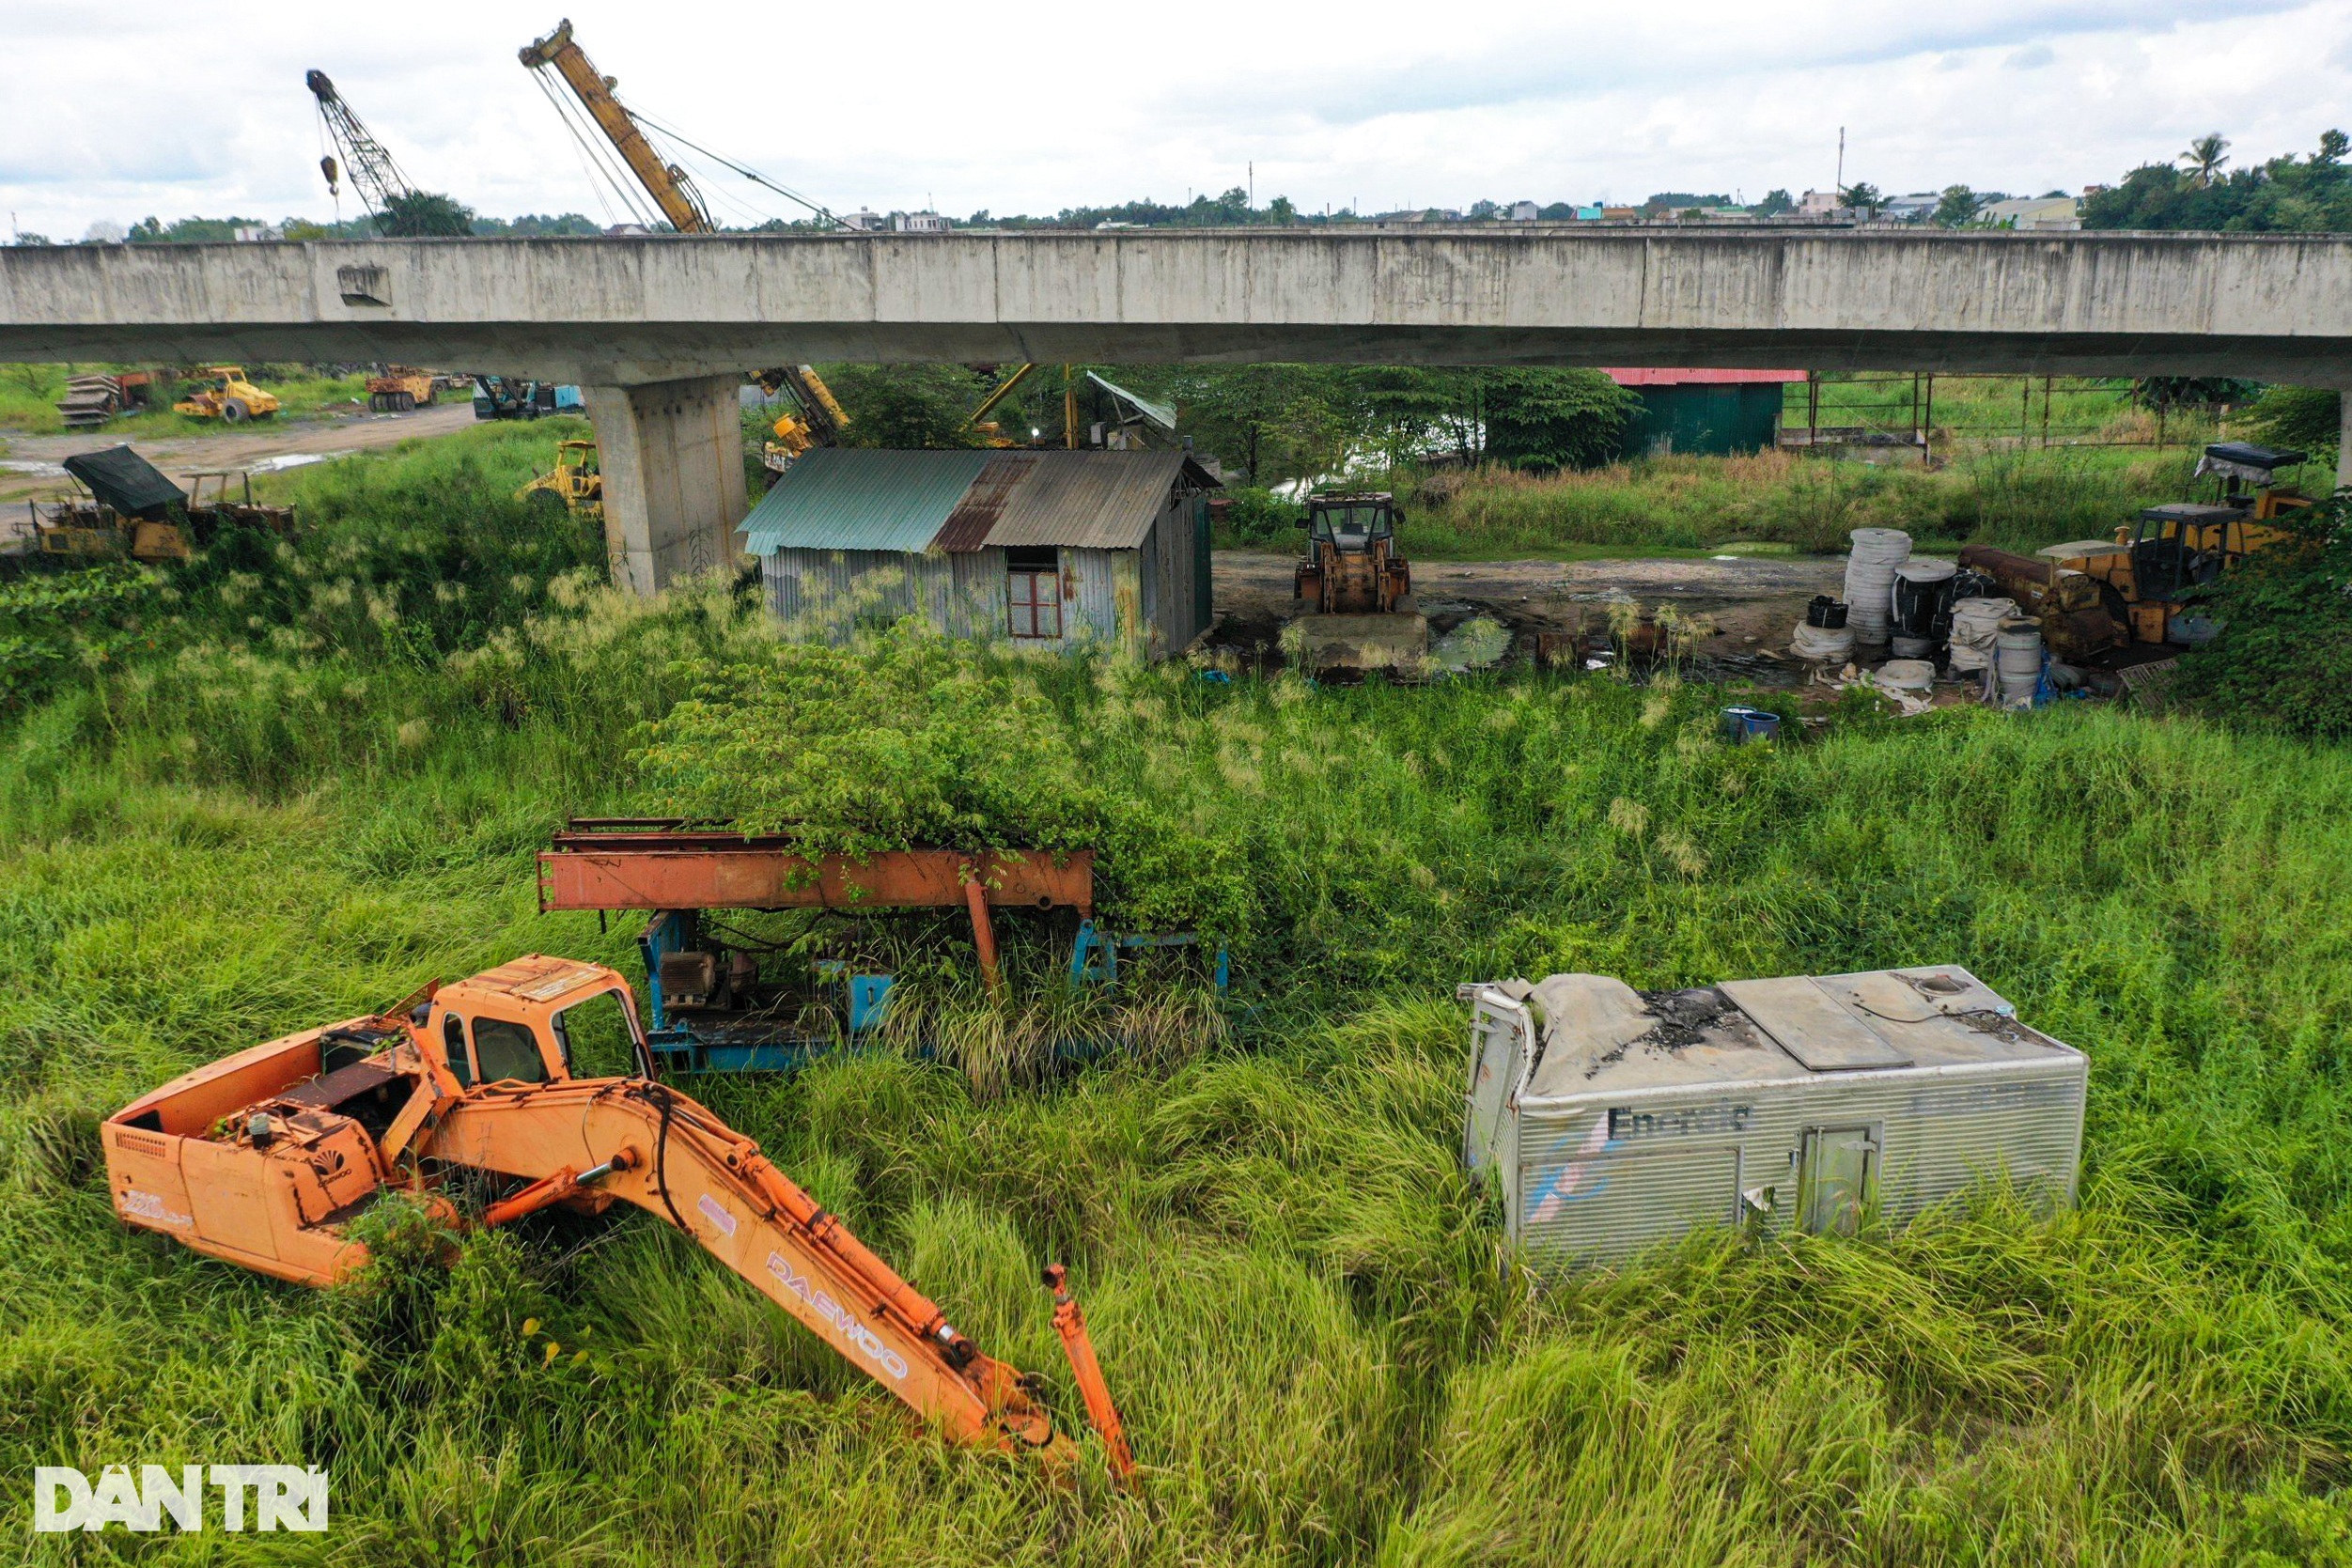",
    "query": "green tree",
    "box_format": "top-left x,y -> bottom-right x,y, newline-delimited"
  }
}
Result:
2084,135 -> 2352,233
1931,185 -> 1986,226
2132,377 -> 2260,412
378,192 -> 475,239
1479,368 -> 1641,469
2241,385 -> 2344,453
1753,189 -> 1795,217
2173,491 -> 2352,737
1142,365 -> 1354,485
1841,181 -> 1886,216
818,365 -> 990,449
